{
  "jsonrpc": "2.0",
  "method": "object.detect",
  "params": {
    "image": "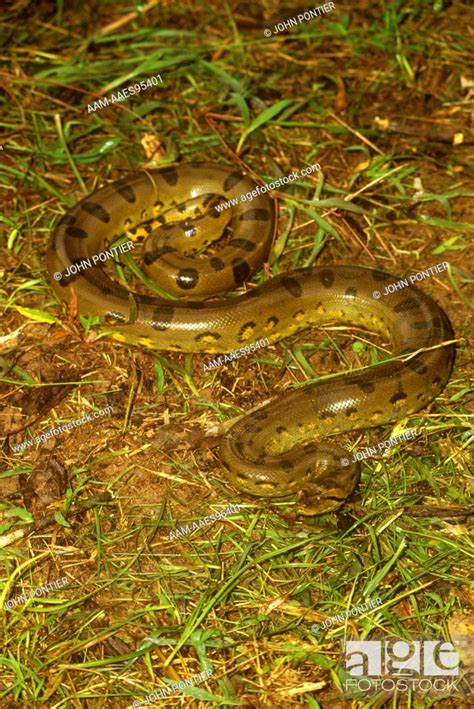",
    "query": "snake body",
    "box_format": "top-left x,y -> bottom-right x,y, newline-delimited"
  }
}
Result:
47,164 -> 455,515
